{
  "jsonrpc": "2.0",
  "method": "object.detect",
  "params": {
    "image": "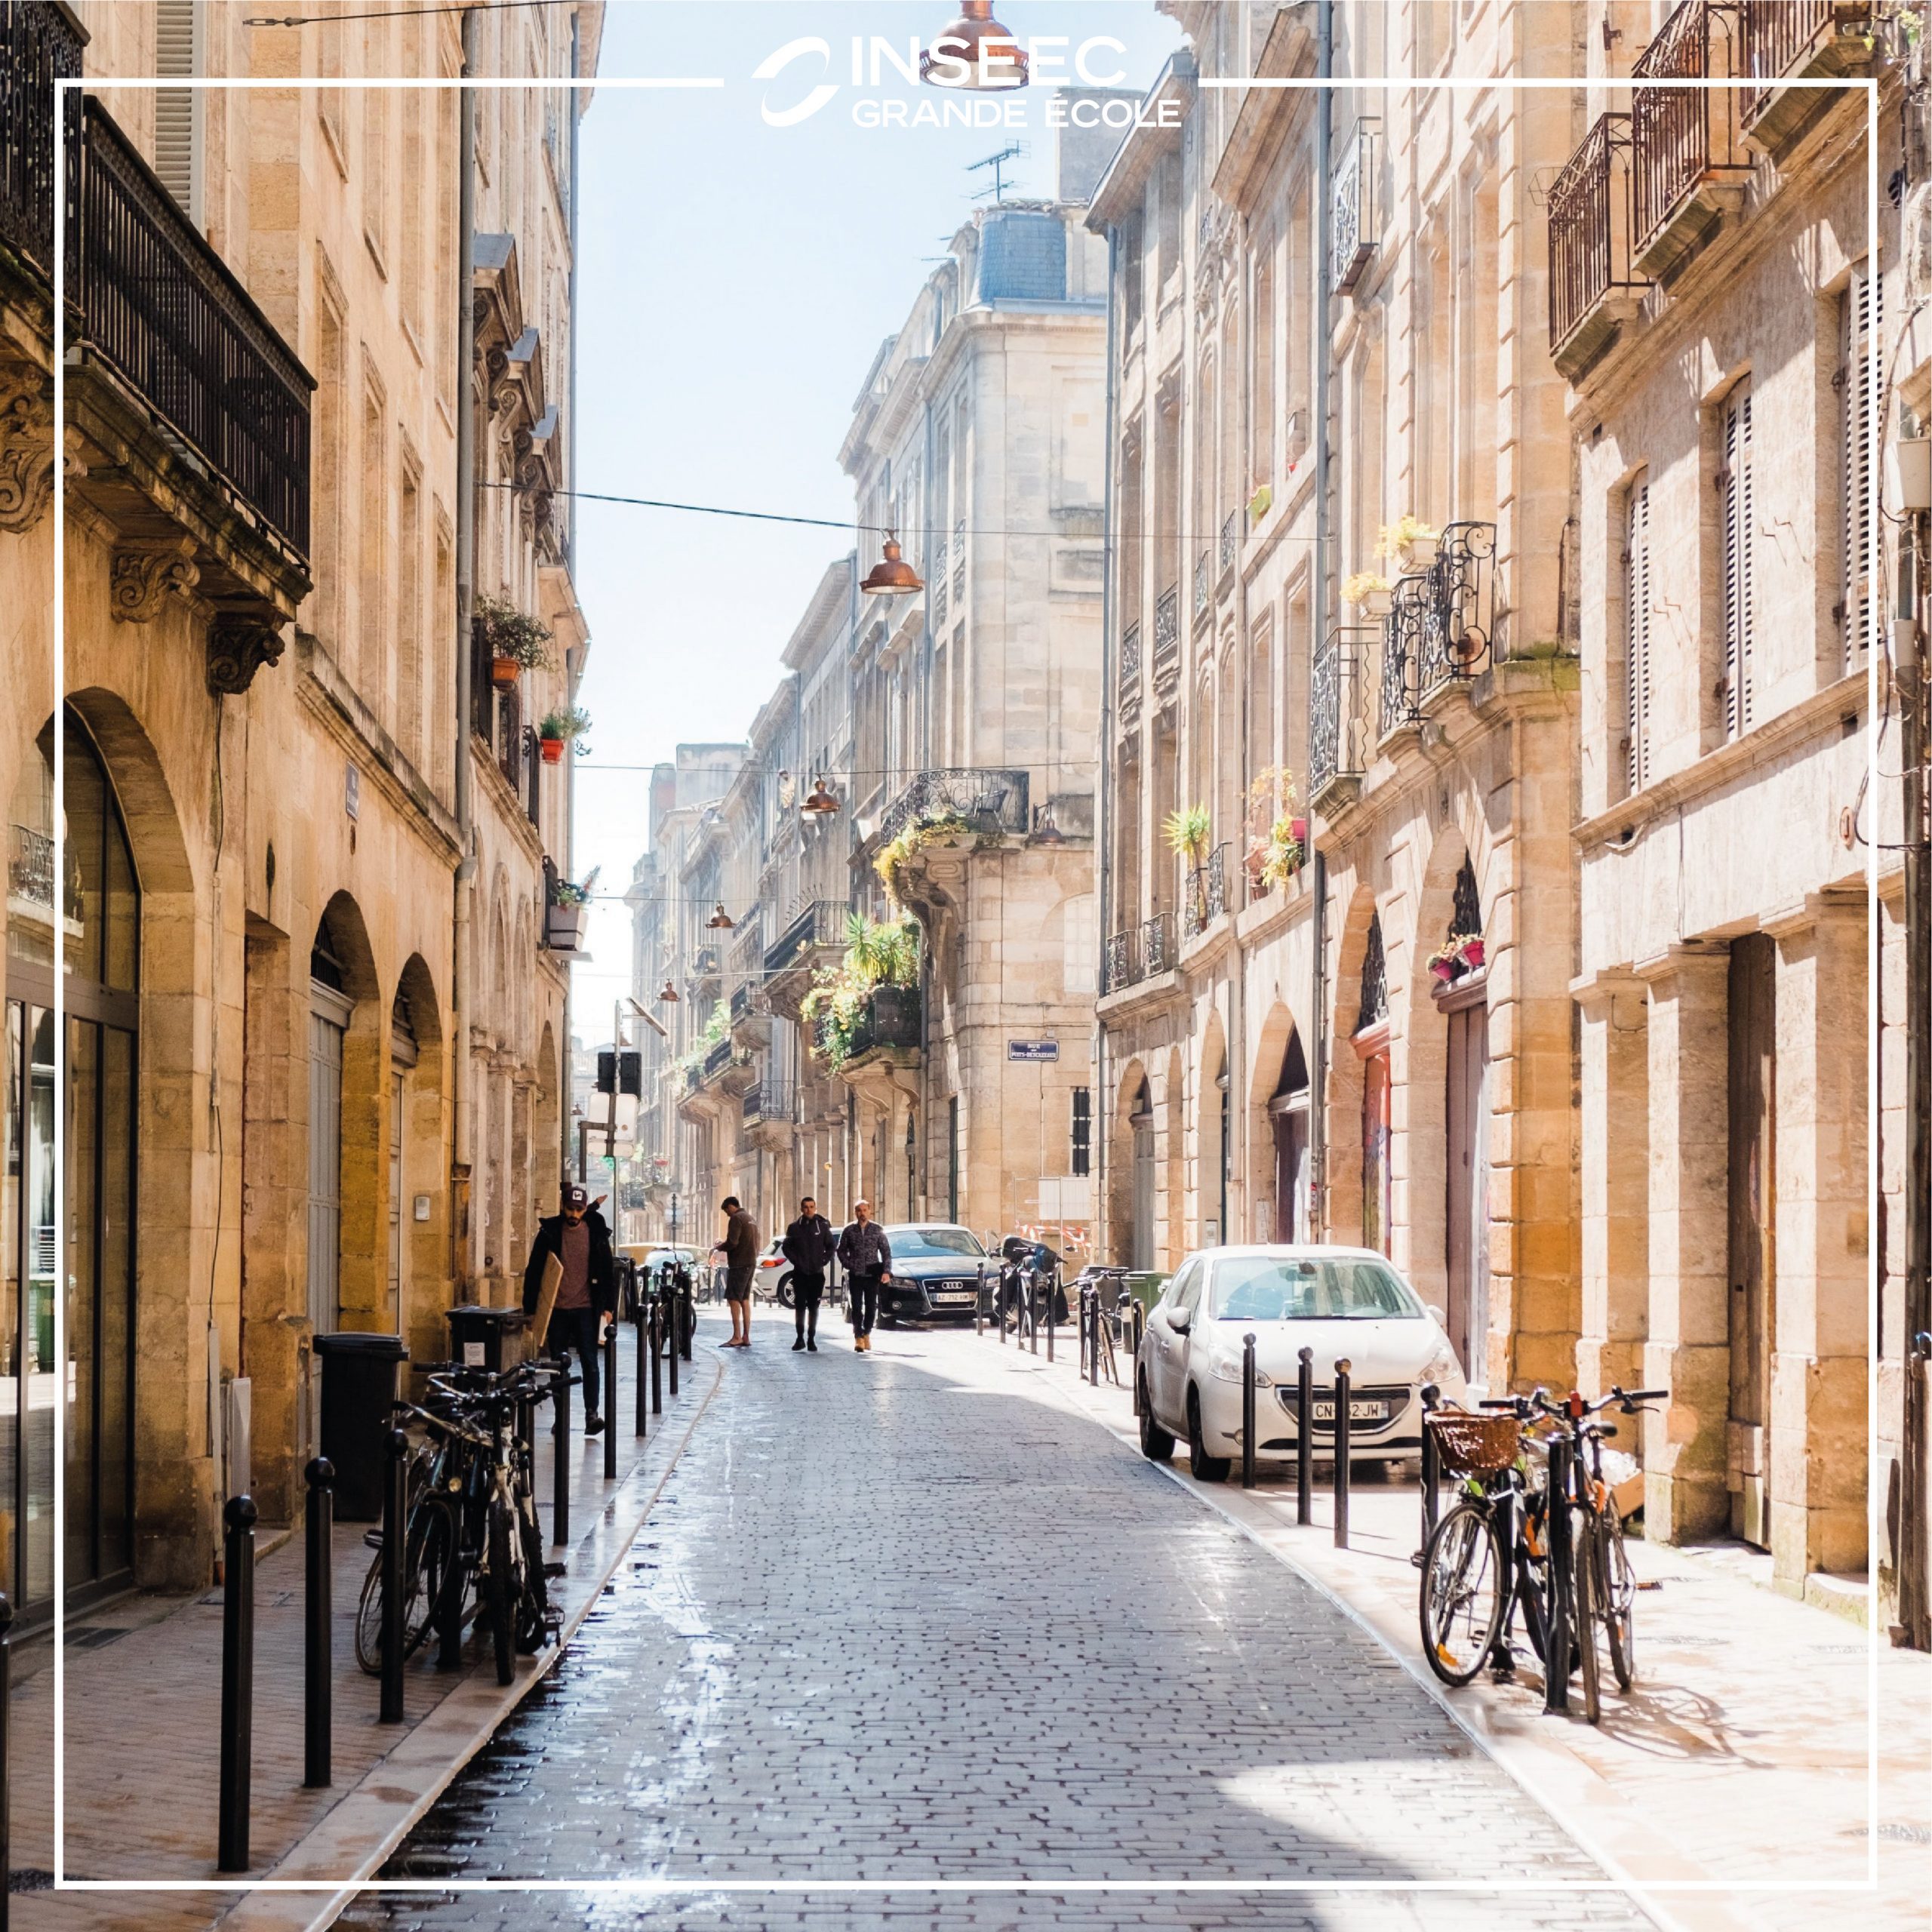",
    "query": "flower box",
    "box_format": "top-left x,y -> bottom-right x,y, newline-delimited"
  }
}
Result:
540,737 -> 565,765
546,903 -> 587,950
490,656 -> 521,689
